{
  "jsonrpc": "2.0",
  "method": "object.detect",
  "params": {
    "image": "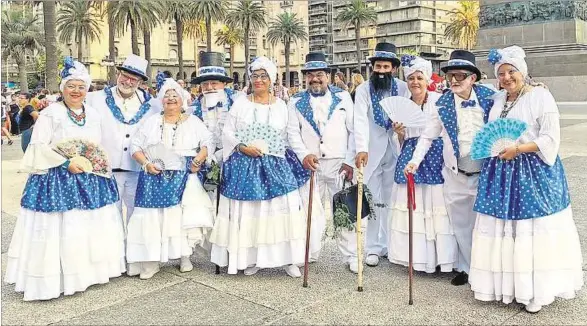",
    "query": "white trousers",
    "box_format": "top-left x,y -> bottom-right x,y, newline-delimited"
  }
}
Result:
365,143 -> 397,257
114,171 -> 139,231
442,167 -> 479,274
315,159 -> 366,264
